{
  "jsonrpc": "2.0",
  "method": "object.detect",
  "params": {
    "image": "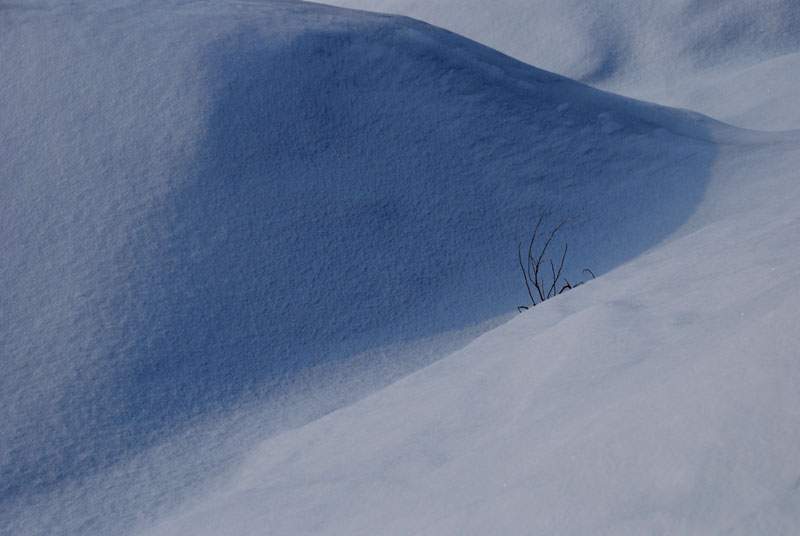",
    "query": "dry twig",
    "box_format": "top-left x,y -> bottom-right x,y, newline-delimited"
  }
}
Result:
517,215 -> 594,312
